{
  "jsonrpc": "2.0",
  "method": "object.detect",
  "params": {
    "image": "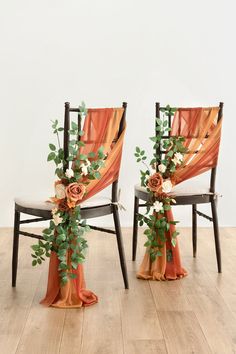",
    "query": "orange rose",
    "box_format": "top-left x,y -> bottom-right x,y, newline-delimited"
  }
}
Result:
66,182 -> 86,208
147,173 -> 163,192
